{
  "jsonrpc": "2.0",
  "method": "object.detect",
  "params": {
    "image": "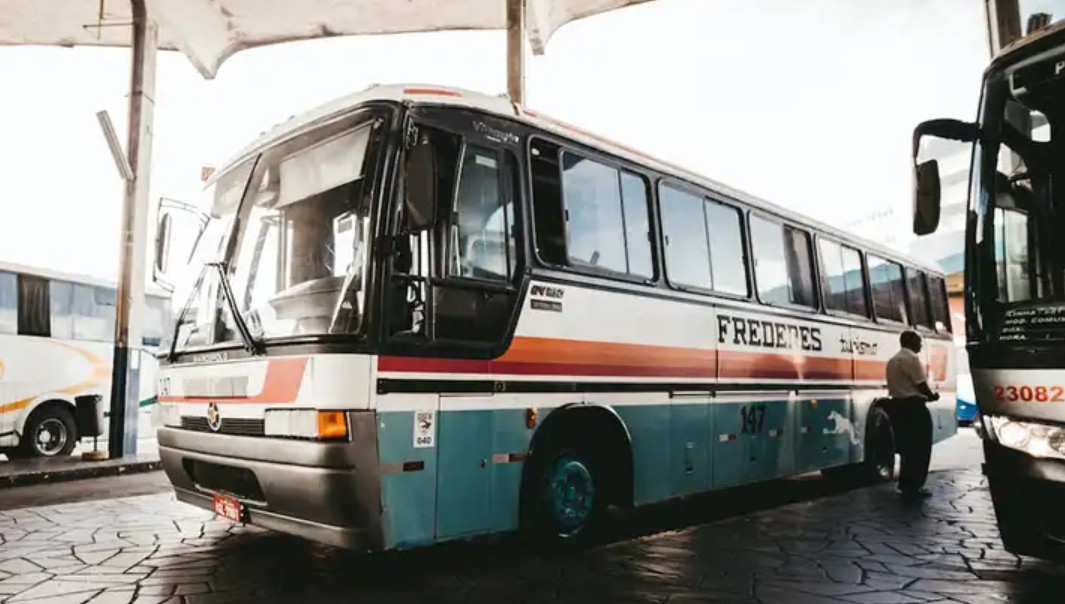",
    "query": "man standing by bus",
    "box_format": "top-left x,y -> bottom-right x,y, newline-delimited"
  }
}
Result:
885,330 -> 939,498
